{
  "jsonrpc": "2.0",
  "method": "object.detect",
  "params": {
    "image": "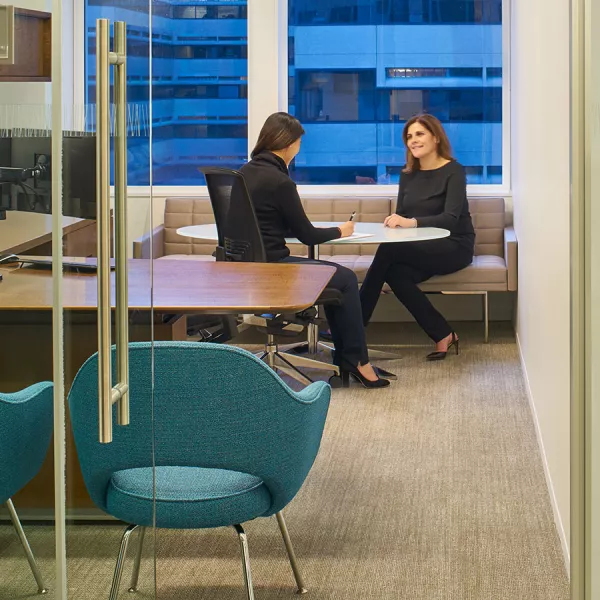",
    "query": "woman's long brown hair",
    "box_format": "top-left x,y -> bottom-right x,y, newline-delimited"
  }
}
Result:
251,112 -> 305,158
402,114 -> 454,173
